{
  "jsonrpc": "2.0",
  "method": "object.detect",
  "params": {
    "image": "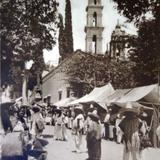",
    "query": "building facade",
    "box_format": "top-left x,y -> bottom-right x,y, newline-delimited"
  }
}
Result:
109,23 -> 130,60
85,0 -> 104,54
42,65 -> 71,104
42,50 -> 86,104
